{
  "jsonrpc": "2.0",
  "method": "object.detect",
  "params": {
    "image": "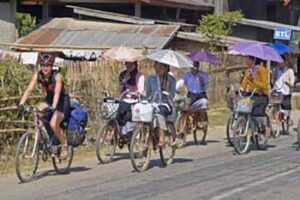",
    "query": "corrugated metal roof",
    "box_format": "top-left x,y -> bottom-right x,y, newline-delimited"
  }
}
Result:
140,0 -> 215,7
14,18 -> 180,51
